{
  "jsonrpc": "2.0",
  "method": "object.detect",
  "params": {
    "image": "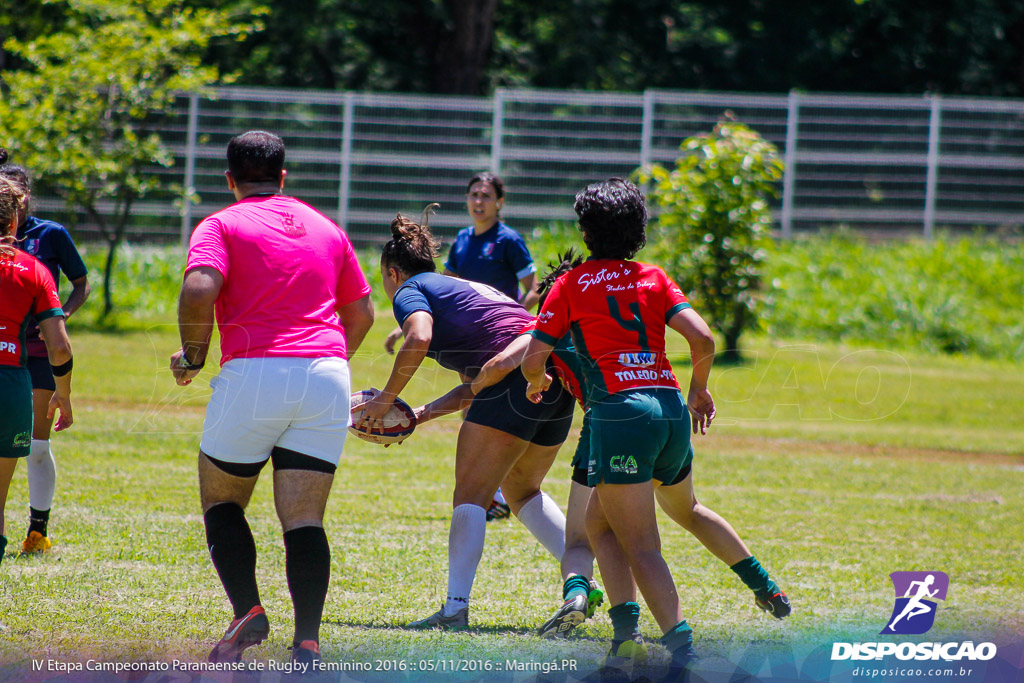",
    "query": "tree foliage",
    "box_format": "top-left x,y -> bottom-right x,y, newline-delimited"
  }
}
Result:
637,120 -> 783,362
8,0 -> 1021,96
0,0 -> 262,318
